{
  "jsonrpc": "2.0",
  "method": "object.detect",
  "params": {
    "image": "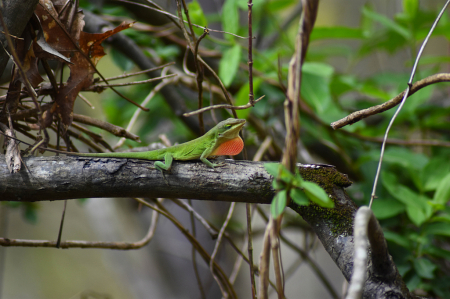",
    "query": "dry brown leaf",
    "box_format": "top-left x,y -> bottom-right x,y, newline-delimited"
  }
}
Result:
22,45 -> 44,88
35,0 -> 133,131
